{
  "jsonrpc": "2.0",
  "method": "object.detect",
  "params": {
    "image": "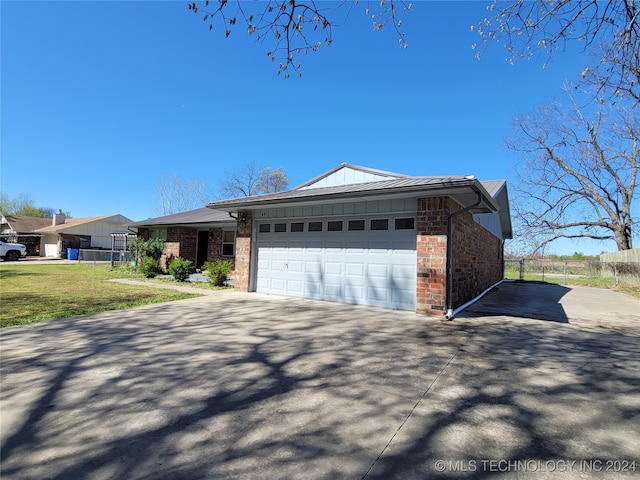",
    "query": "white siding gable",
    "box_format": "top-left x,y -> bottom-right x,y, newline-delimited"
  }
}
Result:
299,165 -> 401,190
